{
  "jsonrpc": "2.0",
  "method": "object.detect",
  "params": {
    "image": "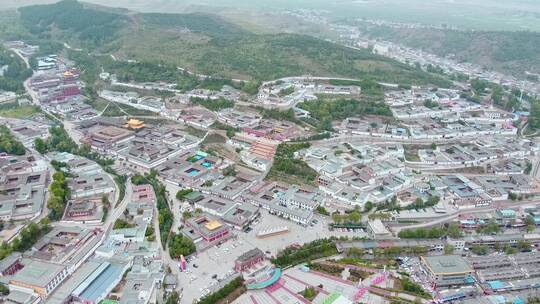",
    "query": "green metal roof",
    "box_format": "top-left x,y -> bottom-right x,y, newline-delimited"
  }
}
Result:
322,293 -> 341,304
